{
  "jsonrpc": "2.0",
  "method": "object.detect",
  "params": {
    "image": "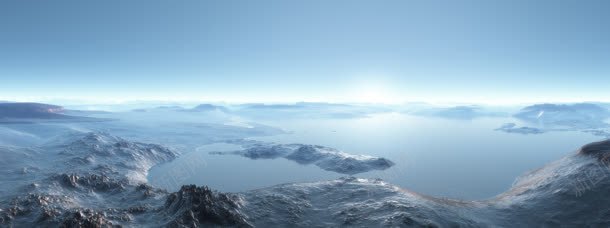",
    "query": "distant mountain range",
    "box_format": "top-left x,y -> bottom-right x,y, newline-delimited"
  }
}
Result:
0,102 -> 110,122
0,102 -> 71,119
514,103 -> 610,128
132,104 -> 229,113
179,104 -> 229,113
410,105 -> 508,119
